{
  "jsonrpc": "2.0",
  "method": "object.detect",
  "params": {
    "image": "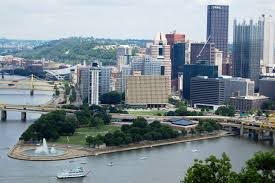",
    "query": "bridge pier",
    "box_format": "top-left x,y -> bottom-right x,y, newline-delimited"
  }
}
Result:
1,110 -> 7,121
240,124 -> 244,136
30,90 -> 34,96
21,112 -> 26,122
228,126 -> 233,133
